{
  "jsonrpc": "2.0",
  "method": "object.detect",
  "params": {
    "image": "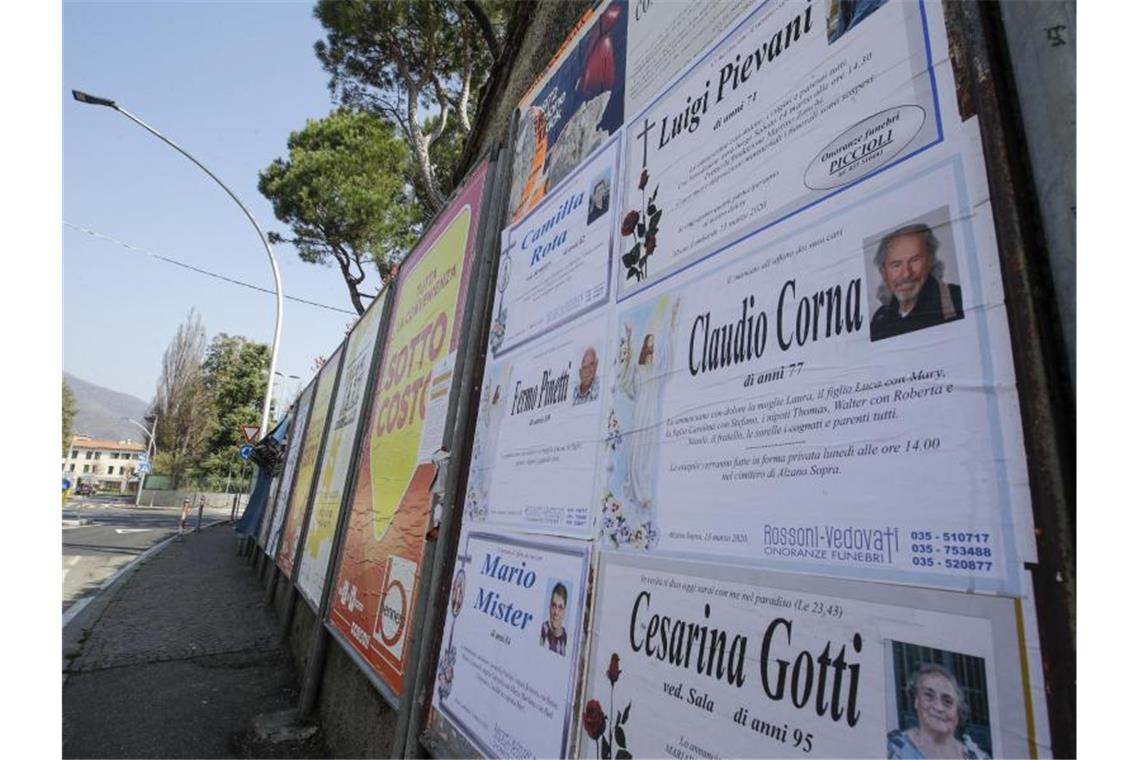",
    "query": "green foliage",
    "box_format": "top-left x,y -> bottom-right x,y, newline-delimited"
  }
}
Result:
192,334 -> 270,482
152,310 -> 211,489
62,380 -> 77,456
259,108 -> 421,314
313,0 -> 508,213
